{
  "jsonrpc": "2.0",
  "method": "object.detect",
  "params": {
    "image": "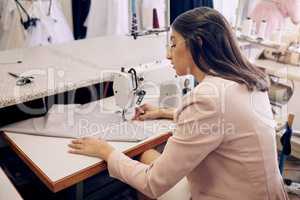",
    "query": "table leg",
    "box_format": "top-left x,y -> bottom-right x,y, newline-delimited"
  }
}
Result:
76,182 -> 84,200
